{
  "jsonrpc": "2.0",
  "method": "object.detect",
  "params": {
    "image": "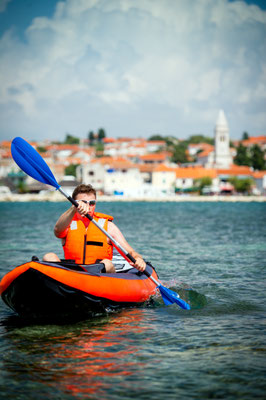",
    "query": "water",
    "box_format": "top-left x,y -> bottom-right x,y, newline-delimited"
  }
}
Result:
0,201 -> 265,399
